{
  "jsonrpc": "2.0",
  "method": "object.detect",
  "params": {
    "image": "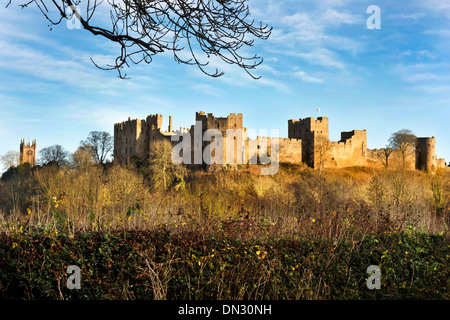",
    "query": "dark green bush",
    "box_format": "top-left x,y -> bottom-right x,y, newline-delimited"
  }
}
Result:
0,227 -> 448,300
